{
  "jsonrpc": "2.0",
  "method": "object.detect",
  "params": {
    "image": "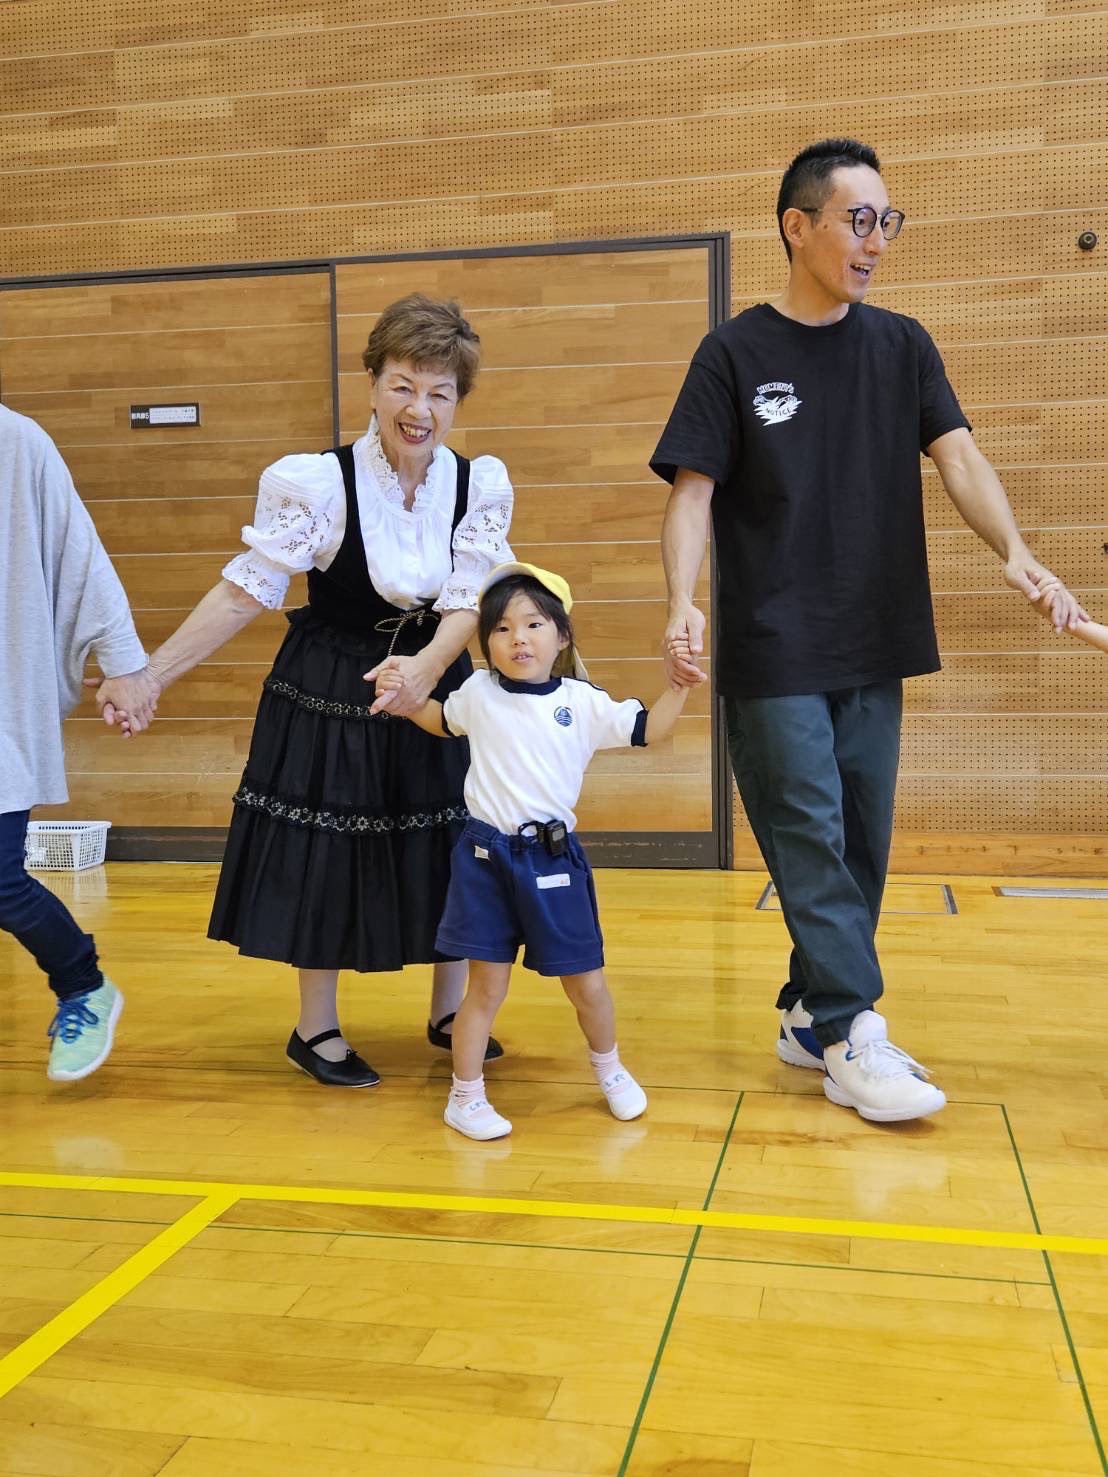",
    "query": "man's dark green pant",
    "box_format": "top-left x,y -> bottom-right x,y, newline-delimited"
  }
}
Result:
725,679 -> 903,1047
